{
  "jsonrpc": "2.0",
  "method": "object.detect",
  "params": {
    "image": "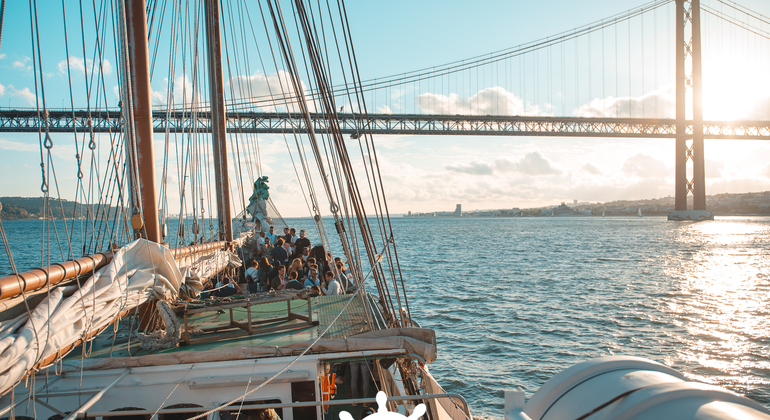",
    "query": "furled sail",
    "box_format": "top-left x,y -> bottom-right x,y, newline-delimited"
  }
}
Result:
0,239 -> 183,395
